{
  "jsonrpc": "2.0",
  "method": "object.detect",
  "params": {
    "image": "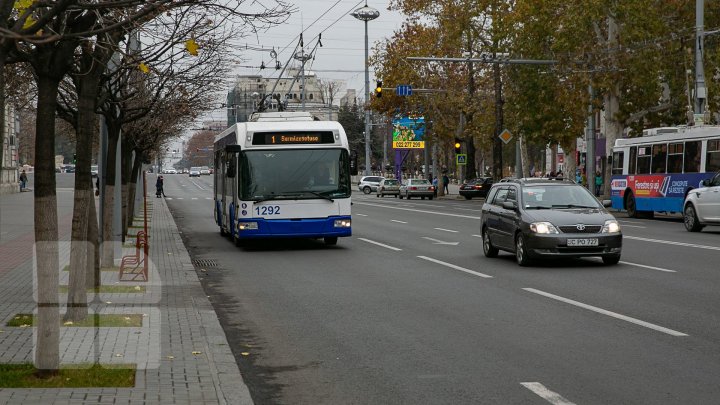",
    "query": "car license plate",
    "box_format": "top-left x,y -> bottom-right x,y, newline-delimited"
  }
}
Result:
567,238 -> 599,247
